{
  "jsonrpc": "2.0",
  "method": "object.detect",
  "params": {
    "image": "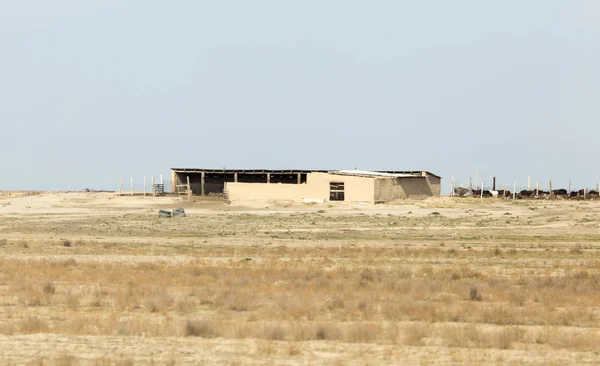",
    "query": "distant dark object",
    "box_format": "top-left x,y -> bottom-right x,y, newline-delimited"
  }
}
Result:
173,208 -> 186,217
472,189 -> 493,198
553,189 -> 568,196
158,210 -> 172,218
